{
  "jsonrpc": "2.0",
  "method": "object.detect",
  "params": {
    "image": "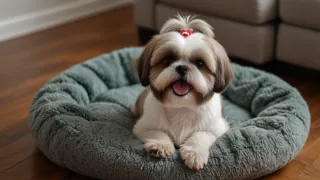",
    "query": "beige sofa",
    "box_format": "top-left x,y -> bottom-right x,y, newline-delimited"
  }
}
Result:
134,0 -> 320,71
